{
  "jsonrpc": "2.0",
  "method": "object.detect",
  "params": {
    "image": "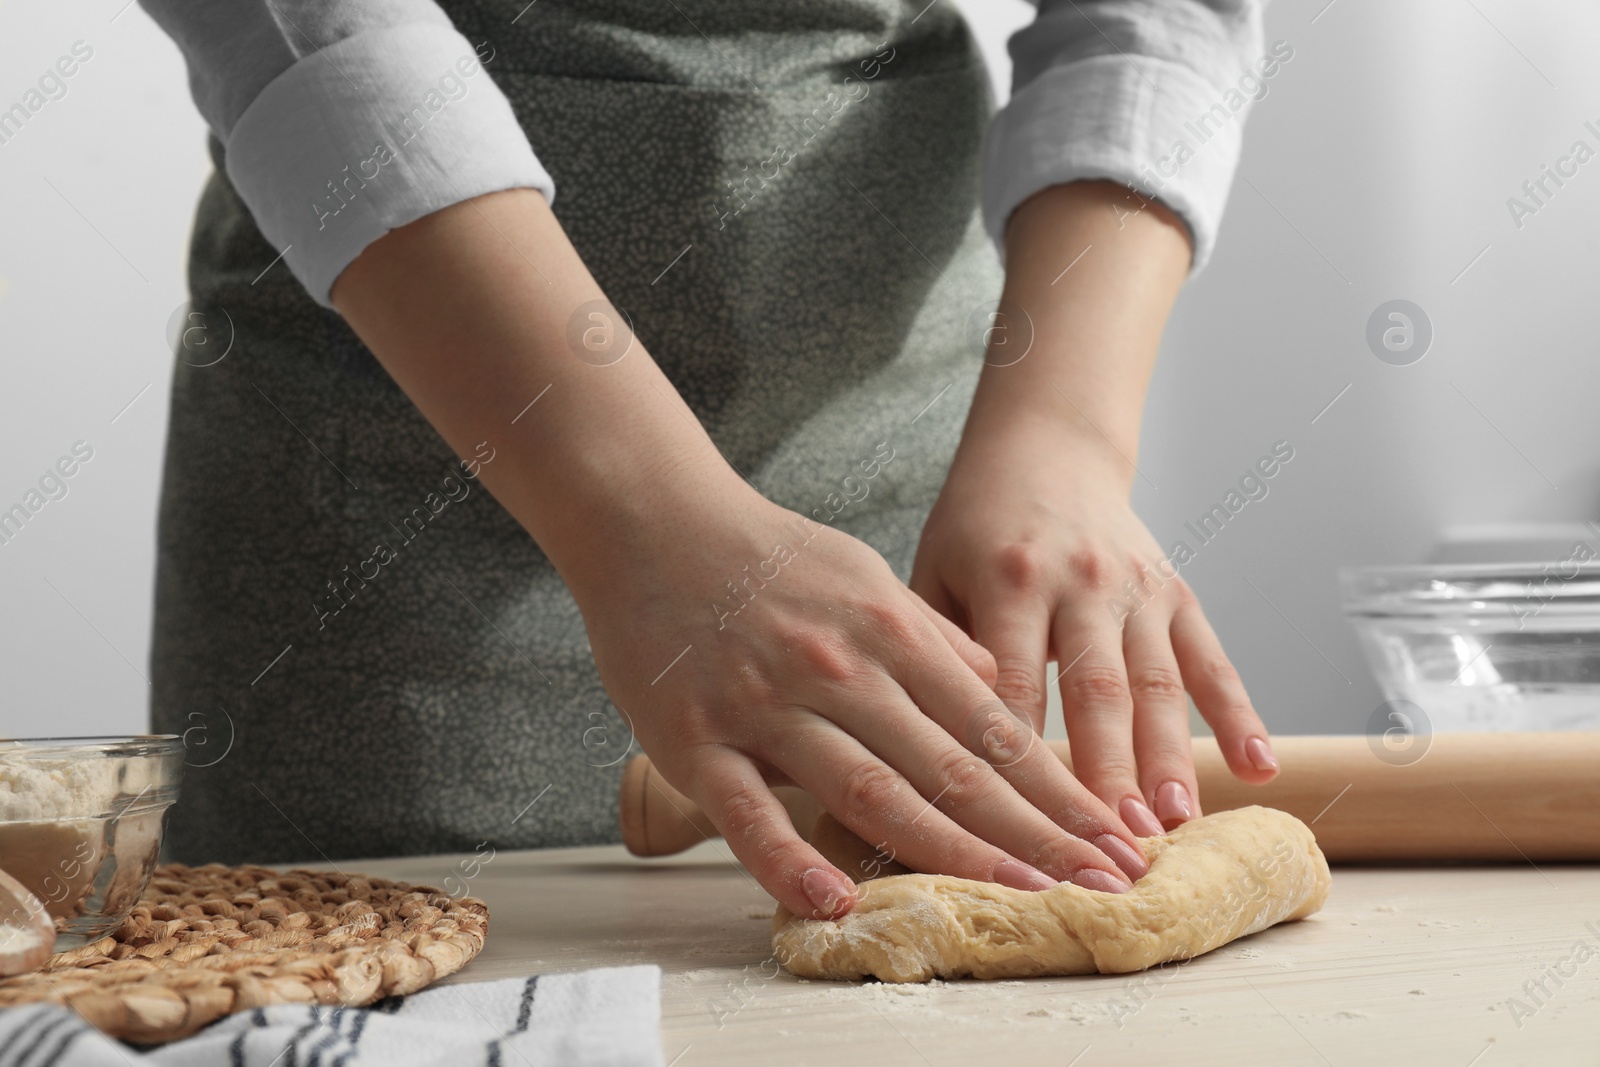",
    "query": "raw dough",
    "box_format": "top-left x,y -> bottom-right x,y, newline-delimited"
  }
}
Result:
772,805 -> 1331,982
